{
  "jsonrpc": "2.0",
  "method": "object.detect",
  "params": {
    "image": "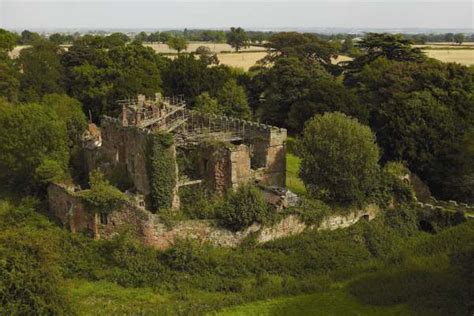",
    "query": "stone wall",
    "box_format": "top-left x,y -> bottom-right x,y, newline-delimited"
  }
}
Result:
197,143 -> 251,194
48,184 -> 379,250
183,111 -> 287,188
96,117 -> 151,195
47,184 -> 98,238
